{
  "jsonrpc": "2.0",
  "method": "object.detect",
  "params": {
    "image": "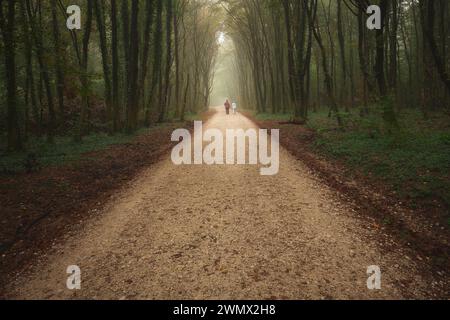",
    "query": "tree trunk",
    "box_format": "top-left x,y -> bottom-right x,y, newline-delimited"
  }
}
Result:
1,0 -> 22,150
111,0 -> 120,132
51,0 -> 65,121
76,0 -> 93,142
138,0 -> 155,111
337,0 -> 347,107
94,0 -> 113,133
126,0 -> 140,132
374,0 -> 388,97
146,0 -> 163,125
421,0 -> 450,95
26,0 -> 56,143
389,0 -> 399,89
159,0 -> 173,123
173,0 -> 181,119
282,0 -> 298,111
306,0 -> 342,127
